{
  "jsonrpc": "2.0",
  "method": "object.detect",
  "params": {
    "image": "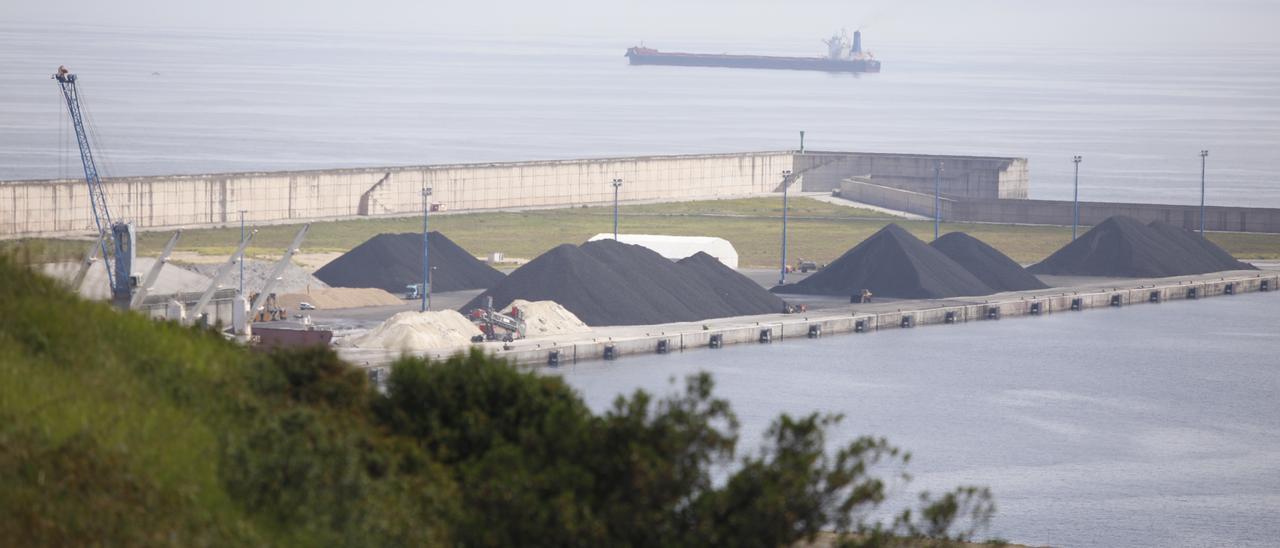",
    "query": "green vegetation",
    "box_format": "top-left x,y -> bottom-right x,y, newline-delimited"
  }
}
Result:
7,196 -> 1278,268
0,253 -> 997,546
